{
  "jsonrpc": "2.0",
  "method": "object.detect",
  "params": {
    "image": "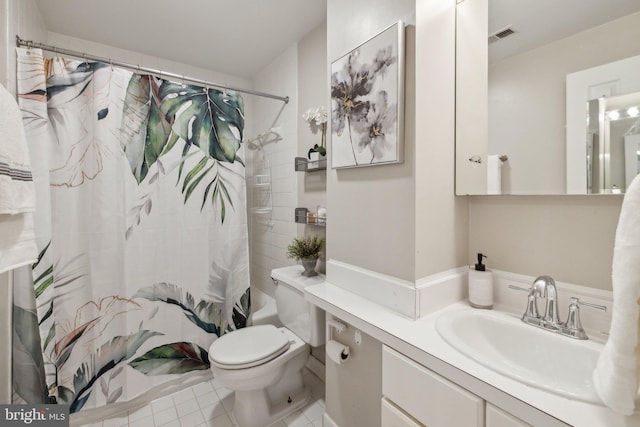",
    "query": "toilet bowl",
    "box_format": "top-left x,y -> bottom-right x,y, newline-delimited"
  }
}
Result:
208,266 -> 325,427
